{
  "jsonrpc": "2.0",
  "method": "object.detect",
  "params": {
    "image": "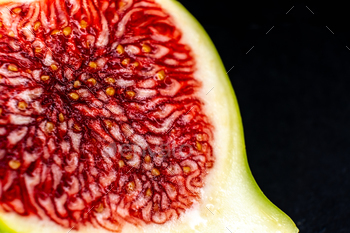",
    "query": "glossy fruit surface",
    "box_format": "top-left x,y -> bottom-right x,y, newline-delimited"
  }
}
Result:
0,0 -> 298,232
